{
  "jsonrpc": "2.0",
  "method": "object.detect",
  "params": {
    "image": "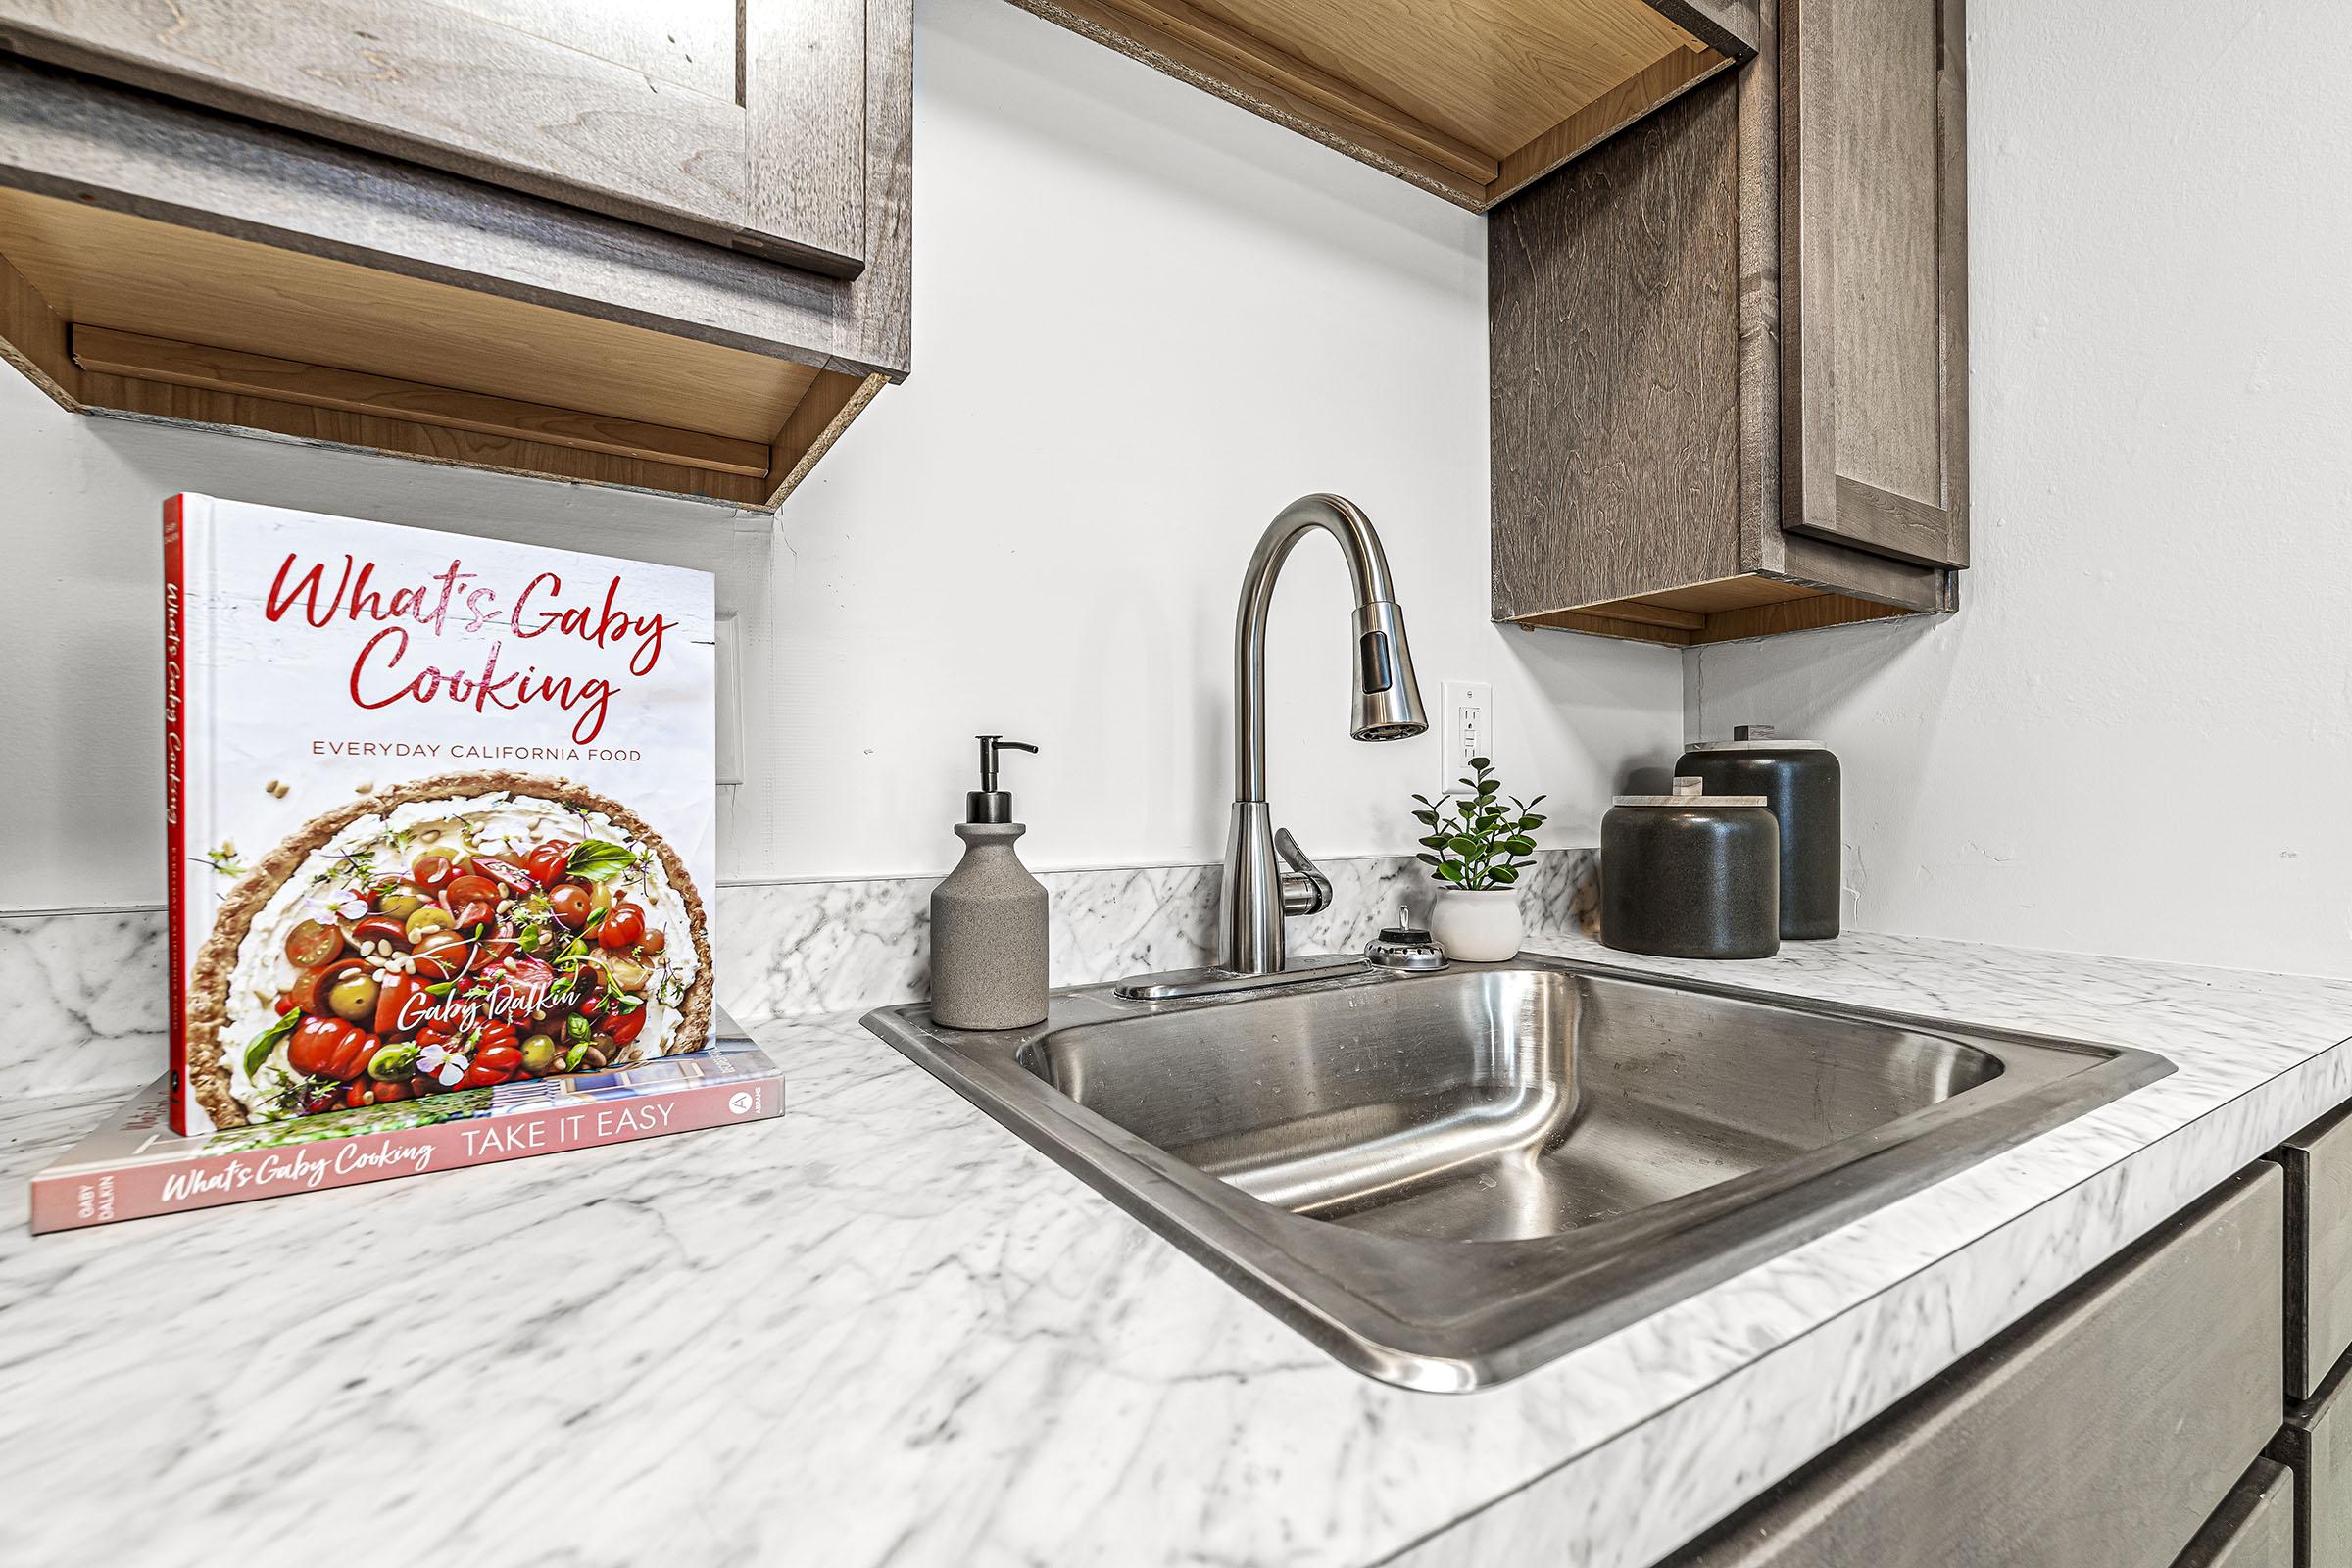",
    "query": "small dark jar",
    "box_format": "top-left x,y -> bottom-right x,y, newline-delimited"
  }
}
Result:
1601,778 -> 1780,960
1677,724 -> 1842,940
